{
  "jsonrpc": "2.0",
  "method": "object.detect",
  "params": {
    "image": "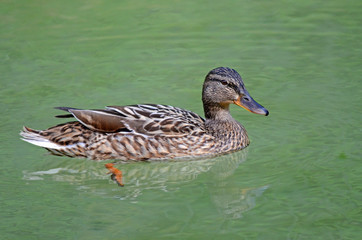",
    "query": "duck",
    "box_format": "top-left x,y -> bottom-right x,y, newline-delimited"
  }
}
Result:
20,67 -> 269,162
